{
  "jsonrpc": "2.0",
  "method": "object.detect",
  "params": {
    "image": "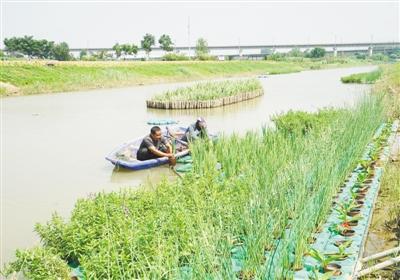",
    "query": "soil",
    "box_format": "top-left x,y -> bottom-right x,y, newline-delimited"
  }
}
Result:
0,82 -> 20,96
